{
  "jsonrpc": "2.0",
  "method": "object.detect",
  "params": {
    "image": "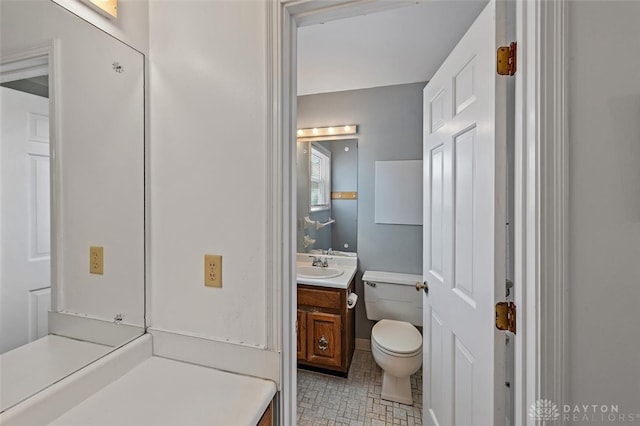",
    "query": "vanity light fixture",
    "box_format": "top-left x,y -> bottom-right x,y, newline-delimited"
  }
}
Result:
82,0 -> 118,19
297,124 -> 357,139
